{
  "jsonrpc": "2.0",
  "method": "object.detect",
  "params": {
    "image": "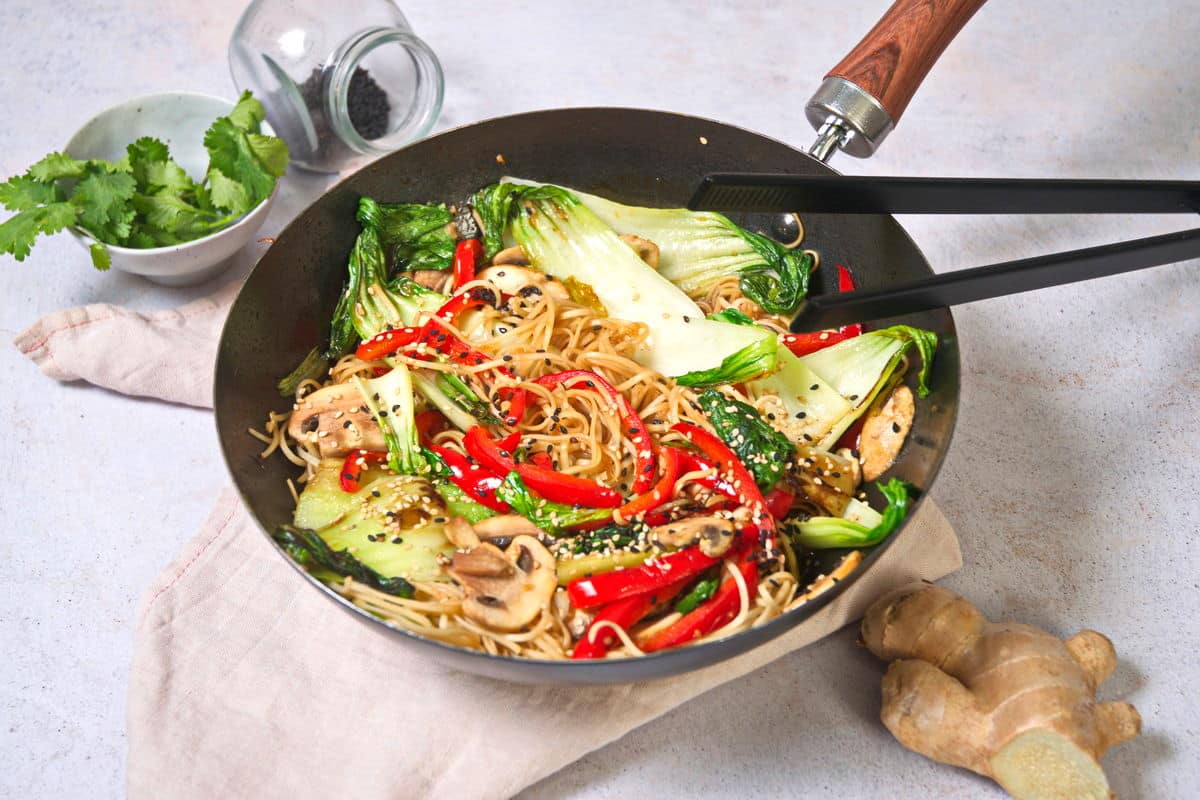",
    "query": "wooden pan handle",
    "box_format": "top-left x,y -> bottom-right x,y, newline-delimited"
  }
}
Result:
806,0 -> 987,159
829,0 -> 987,123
